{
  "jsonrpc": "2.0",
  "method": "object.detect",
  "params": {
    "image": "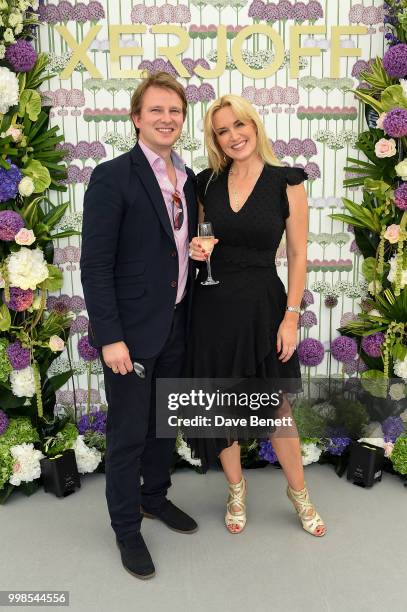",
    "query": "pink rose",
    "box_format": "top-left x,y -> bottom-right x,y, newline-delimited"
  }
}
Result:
374,137 -> 397,158
384,441 -> 394,458
5,126 -> 23,142
15,228 -> 35,246
376,112 -> 387,129
13,462 -> 21,473
384,224 -> 401,244
49,335 -> 65,352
